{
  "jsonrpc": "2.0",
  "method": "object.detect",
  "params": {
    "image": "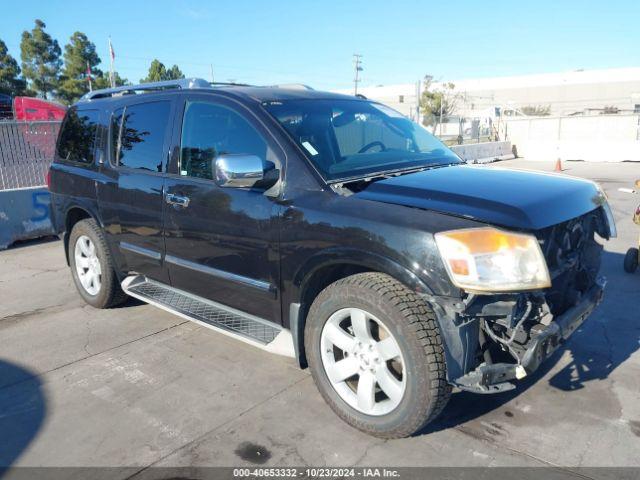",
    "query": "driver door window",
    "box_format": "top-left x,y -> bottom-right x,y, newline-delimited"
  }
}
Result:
180,101 -> 268,180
